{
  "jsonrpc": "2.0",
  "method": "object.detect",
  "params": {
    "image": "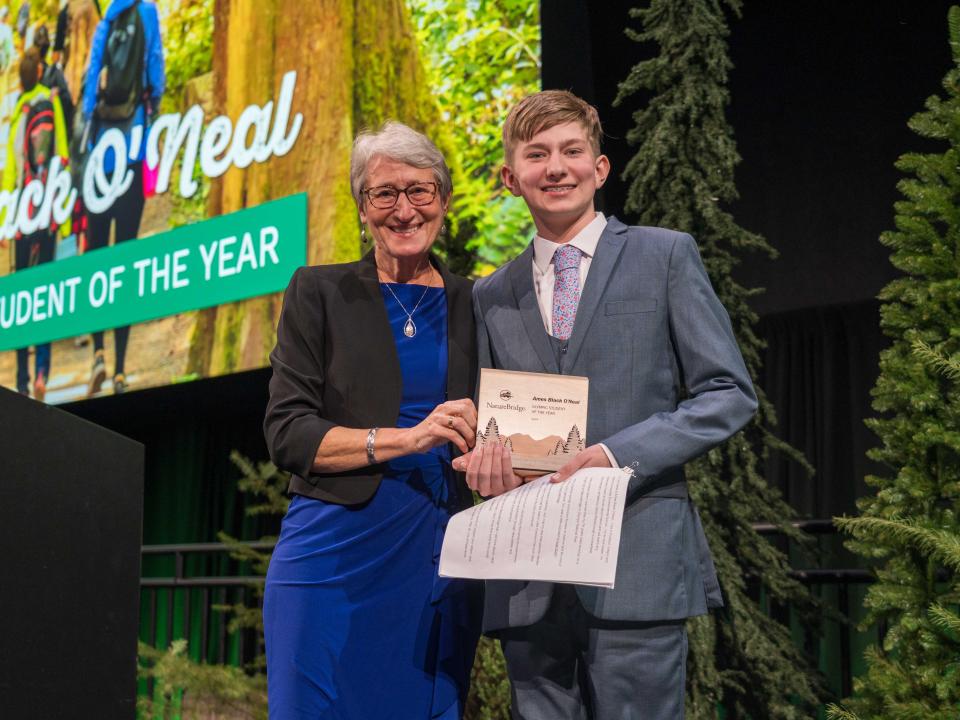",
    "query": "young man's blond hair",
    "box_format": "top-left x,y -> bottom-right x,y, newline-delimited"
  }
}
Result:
501,89 -> 603,162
